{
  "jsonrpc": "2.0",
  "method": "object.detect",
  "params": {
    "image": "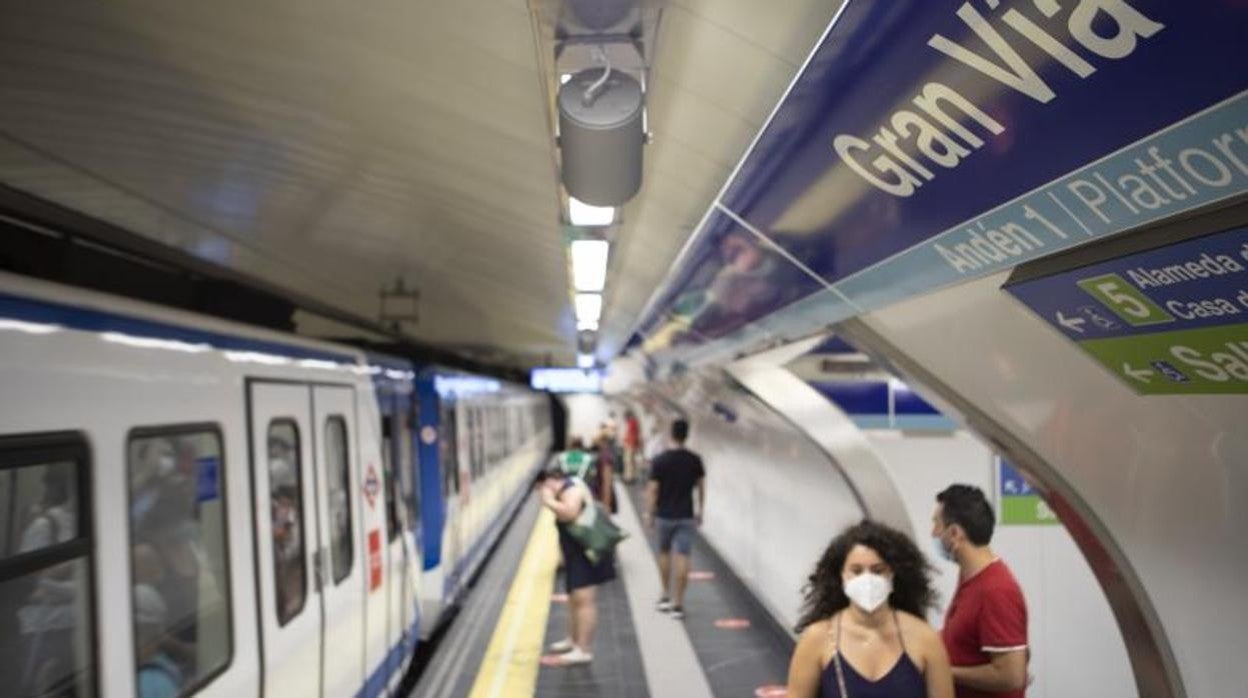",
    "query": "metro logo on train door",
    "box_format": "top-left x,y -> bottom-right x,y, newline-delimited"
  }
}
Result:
368,529 -> 383,592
